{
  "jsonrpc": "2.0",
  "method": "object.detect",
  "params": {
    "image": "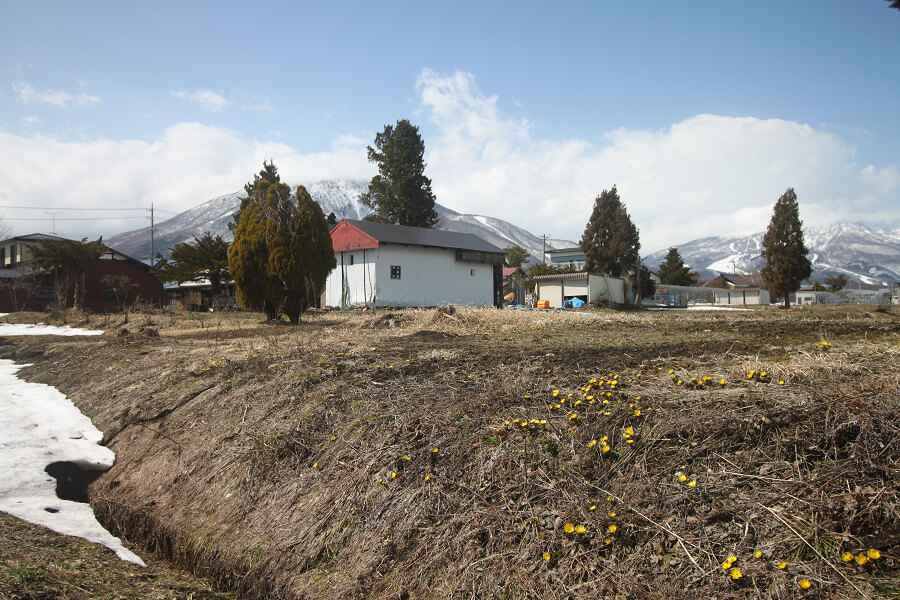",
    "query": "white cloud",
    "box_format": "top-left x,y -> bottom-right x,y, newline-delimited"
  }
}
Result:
1,69 -> 898,252
12,82 -> 102,108
171,89 -> 231,112
417,69 -> 900,253
0,123 -> 372,240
